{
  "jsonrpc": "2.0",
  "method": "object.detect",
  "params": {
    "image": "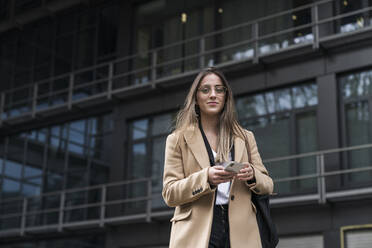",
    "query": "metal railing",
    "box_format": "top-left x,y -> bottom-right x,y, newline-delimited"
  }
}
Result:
0,143 -> 372,237
2,0 -> 372,125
